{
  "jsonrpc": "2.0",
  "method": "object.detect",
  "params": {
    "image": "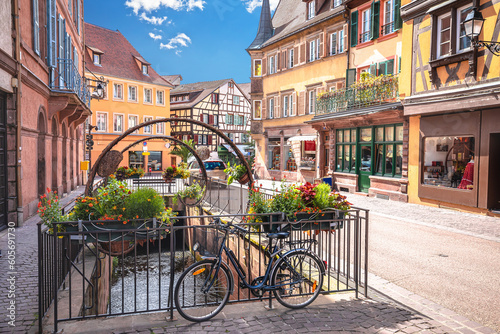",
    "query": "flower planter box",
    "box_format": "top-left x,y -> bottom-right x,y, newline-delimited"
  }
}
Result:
128,175 -> 140,179
286,211 -> 345,231
65,220 -> 161,242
